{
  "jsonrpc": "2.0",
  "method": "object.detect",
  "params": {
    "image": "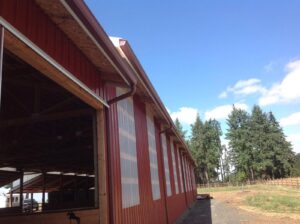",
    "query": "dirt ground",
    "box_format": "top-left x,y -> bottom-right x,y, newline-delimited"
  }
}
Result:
177,186 -> 300,224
